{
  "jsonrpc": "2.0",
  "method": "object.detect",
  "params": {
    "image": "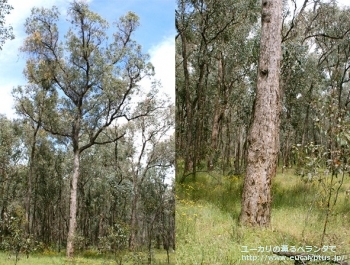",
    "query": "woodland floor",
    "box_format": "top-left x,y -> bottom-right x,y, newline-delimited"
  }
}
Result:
0,249 -> 174,265
176,168 -> 350,265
